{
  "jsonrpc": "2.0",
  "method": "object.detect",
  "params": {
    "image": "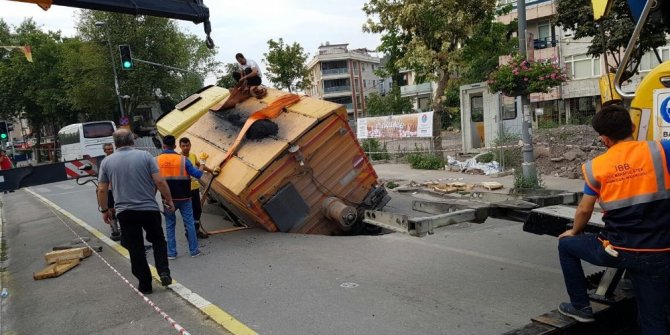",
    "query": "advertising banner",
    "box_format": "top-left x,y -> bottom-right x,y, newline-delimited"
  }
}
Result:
356,112 -> 433,139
